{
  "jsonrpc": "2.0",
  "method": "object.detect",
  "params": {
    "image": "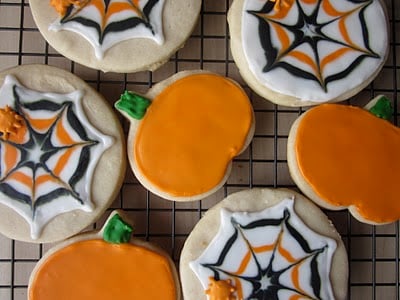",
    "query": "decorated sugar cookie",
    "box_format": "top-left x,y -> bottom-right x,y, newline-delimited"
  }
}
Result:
30,0 -> 201,72
287,96 -> 400,224
0,65 -> 125,243
180,188 -> 348,300
116,71 -> 255,201
29,211 -> 180,300
228,0 -> 389,106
